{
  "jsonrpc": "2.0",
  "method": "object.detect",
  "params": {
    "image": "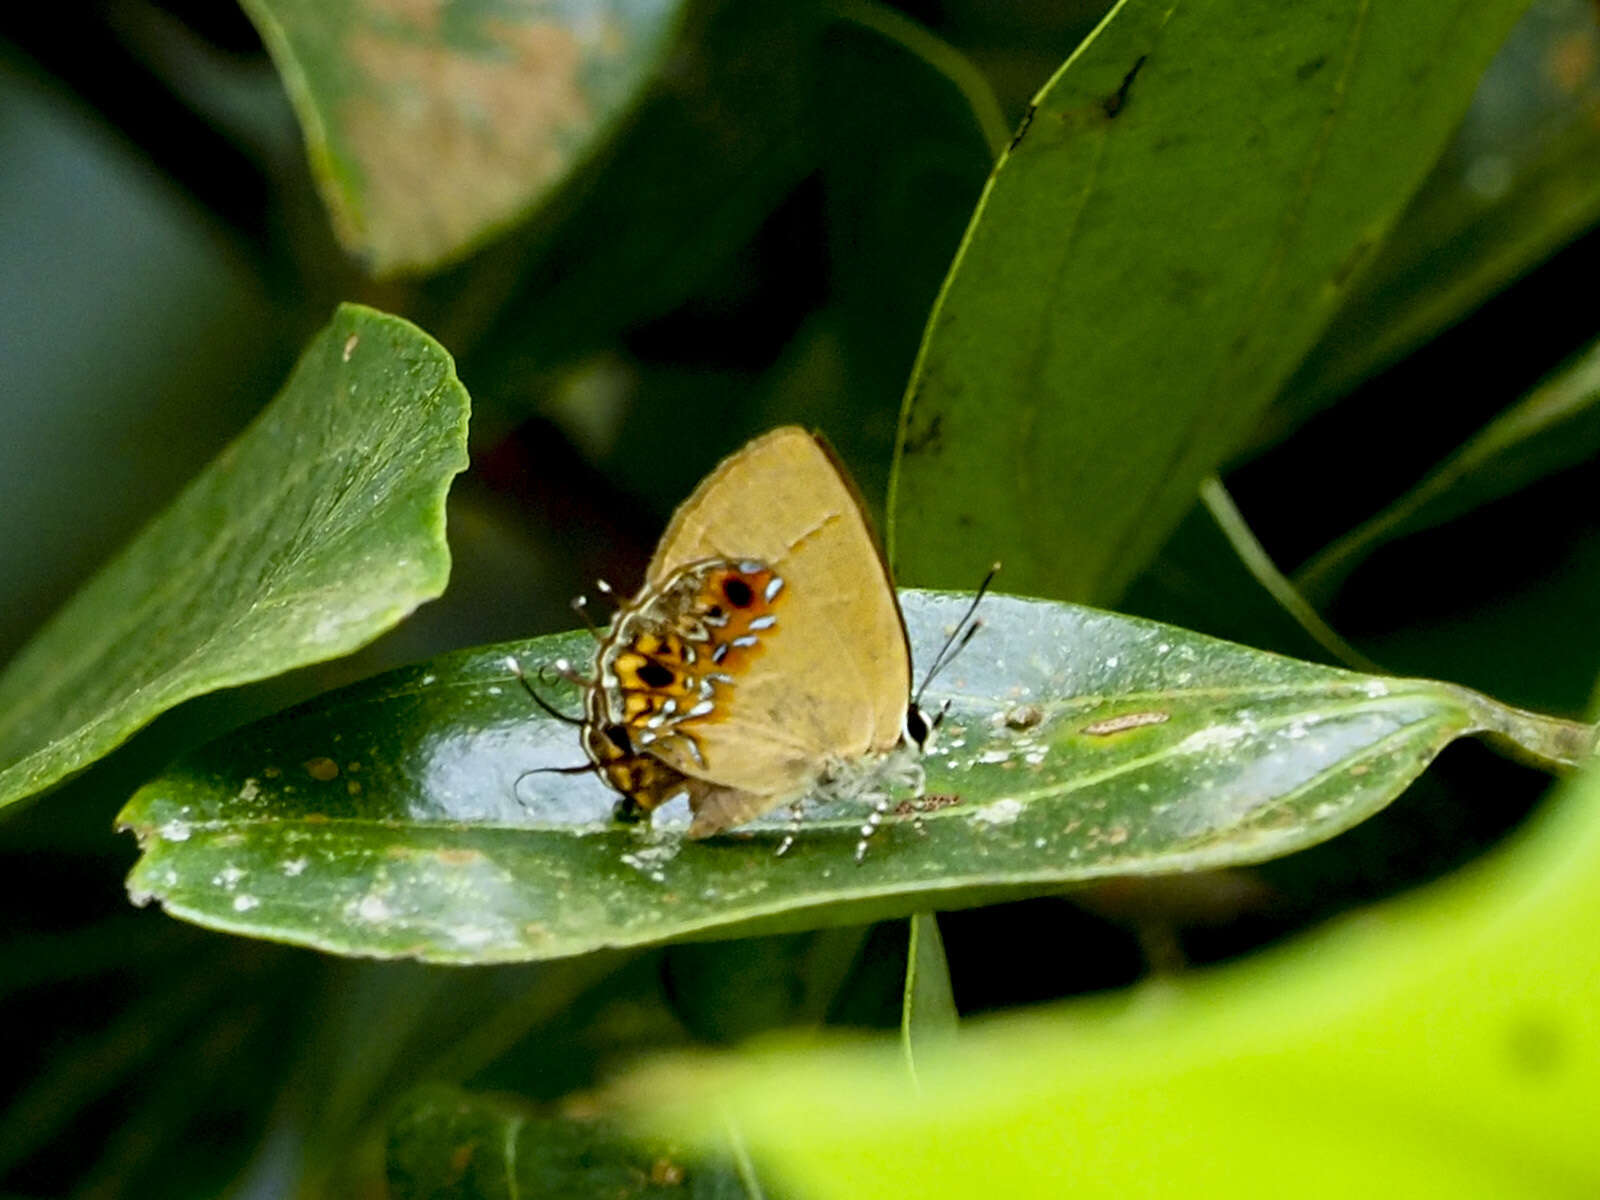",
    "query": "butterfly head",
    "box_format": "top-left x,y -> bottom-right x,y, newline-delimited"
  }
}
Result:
902,702 -> 932,750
